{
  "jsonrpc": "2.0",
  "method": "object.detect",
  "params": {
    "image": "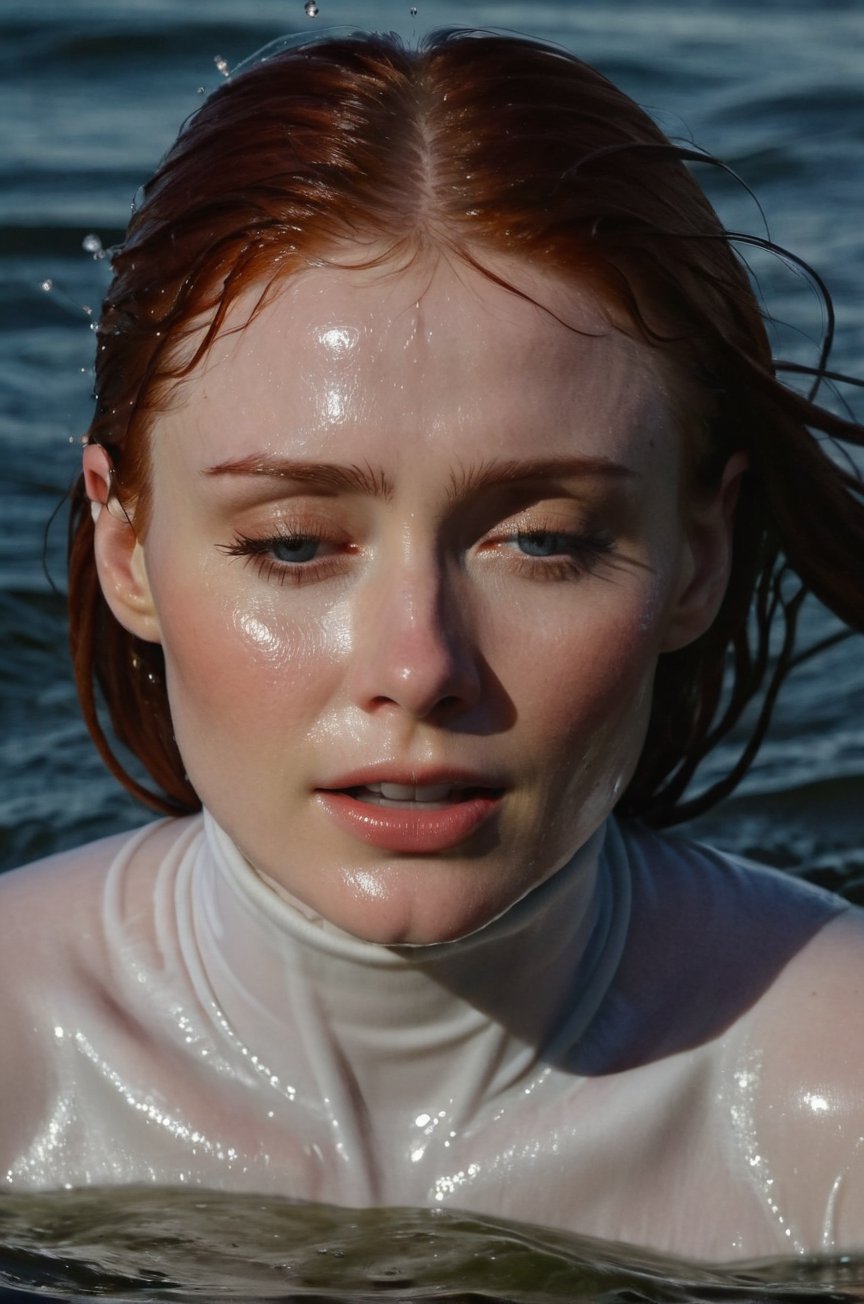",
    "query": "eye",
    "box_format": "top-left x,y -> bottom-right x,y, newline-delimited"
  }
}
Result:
217,527 -> 347,586
268,534 -> 320,564
220,530 -> 324,565
492,525 -> 616,581
515,530 -> 580,558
